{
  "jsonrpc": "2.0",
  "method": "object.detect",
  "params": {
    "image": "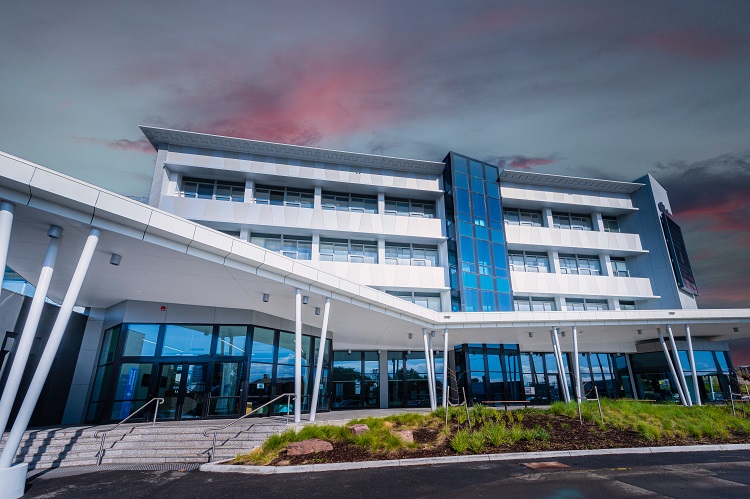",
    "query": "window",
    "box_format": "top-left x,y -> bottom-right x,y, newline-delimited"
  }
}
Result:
504,208 -> 543,227
322,192 -> 377,213
552,212 -> 593,231
385,244 -> 438,267
619,301 -> 636,310
384,198 -> 436,218
386,291 -> 442,312
513,296 -> 556,311
254,185 -> 313,208
508,251 -> 550,273
565,298 -> 609,311
181,177 -> 245,202
602,216 -> 621,233
320,239 -> 377,263
249,234 -> 312,260
559,254 -> 602,275
611,258 -> 629,277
